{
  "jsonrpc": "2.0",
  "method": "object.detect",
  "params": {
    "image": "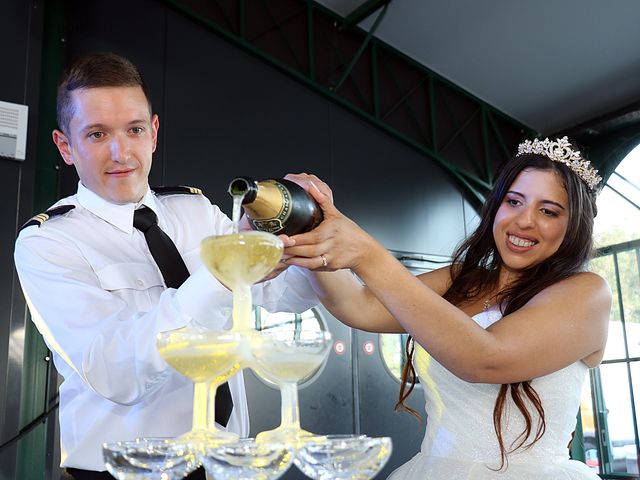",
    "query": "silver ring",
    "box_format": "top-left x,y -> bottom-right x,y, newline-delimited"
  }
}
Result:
320,254 -> 328,268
